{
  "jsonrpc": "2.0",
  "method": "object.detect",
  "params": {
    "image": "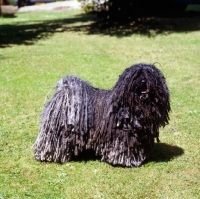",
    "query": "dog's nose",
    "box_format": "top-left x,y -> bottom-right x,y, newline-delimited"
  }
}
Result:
141,79 -> 146,85
140,79 -> 147,92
